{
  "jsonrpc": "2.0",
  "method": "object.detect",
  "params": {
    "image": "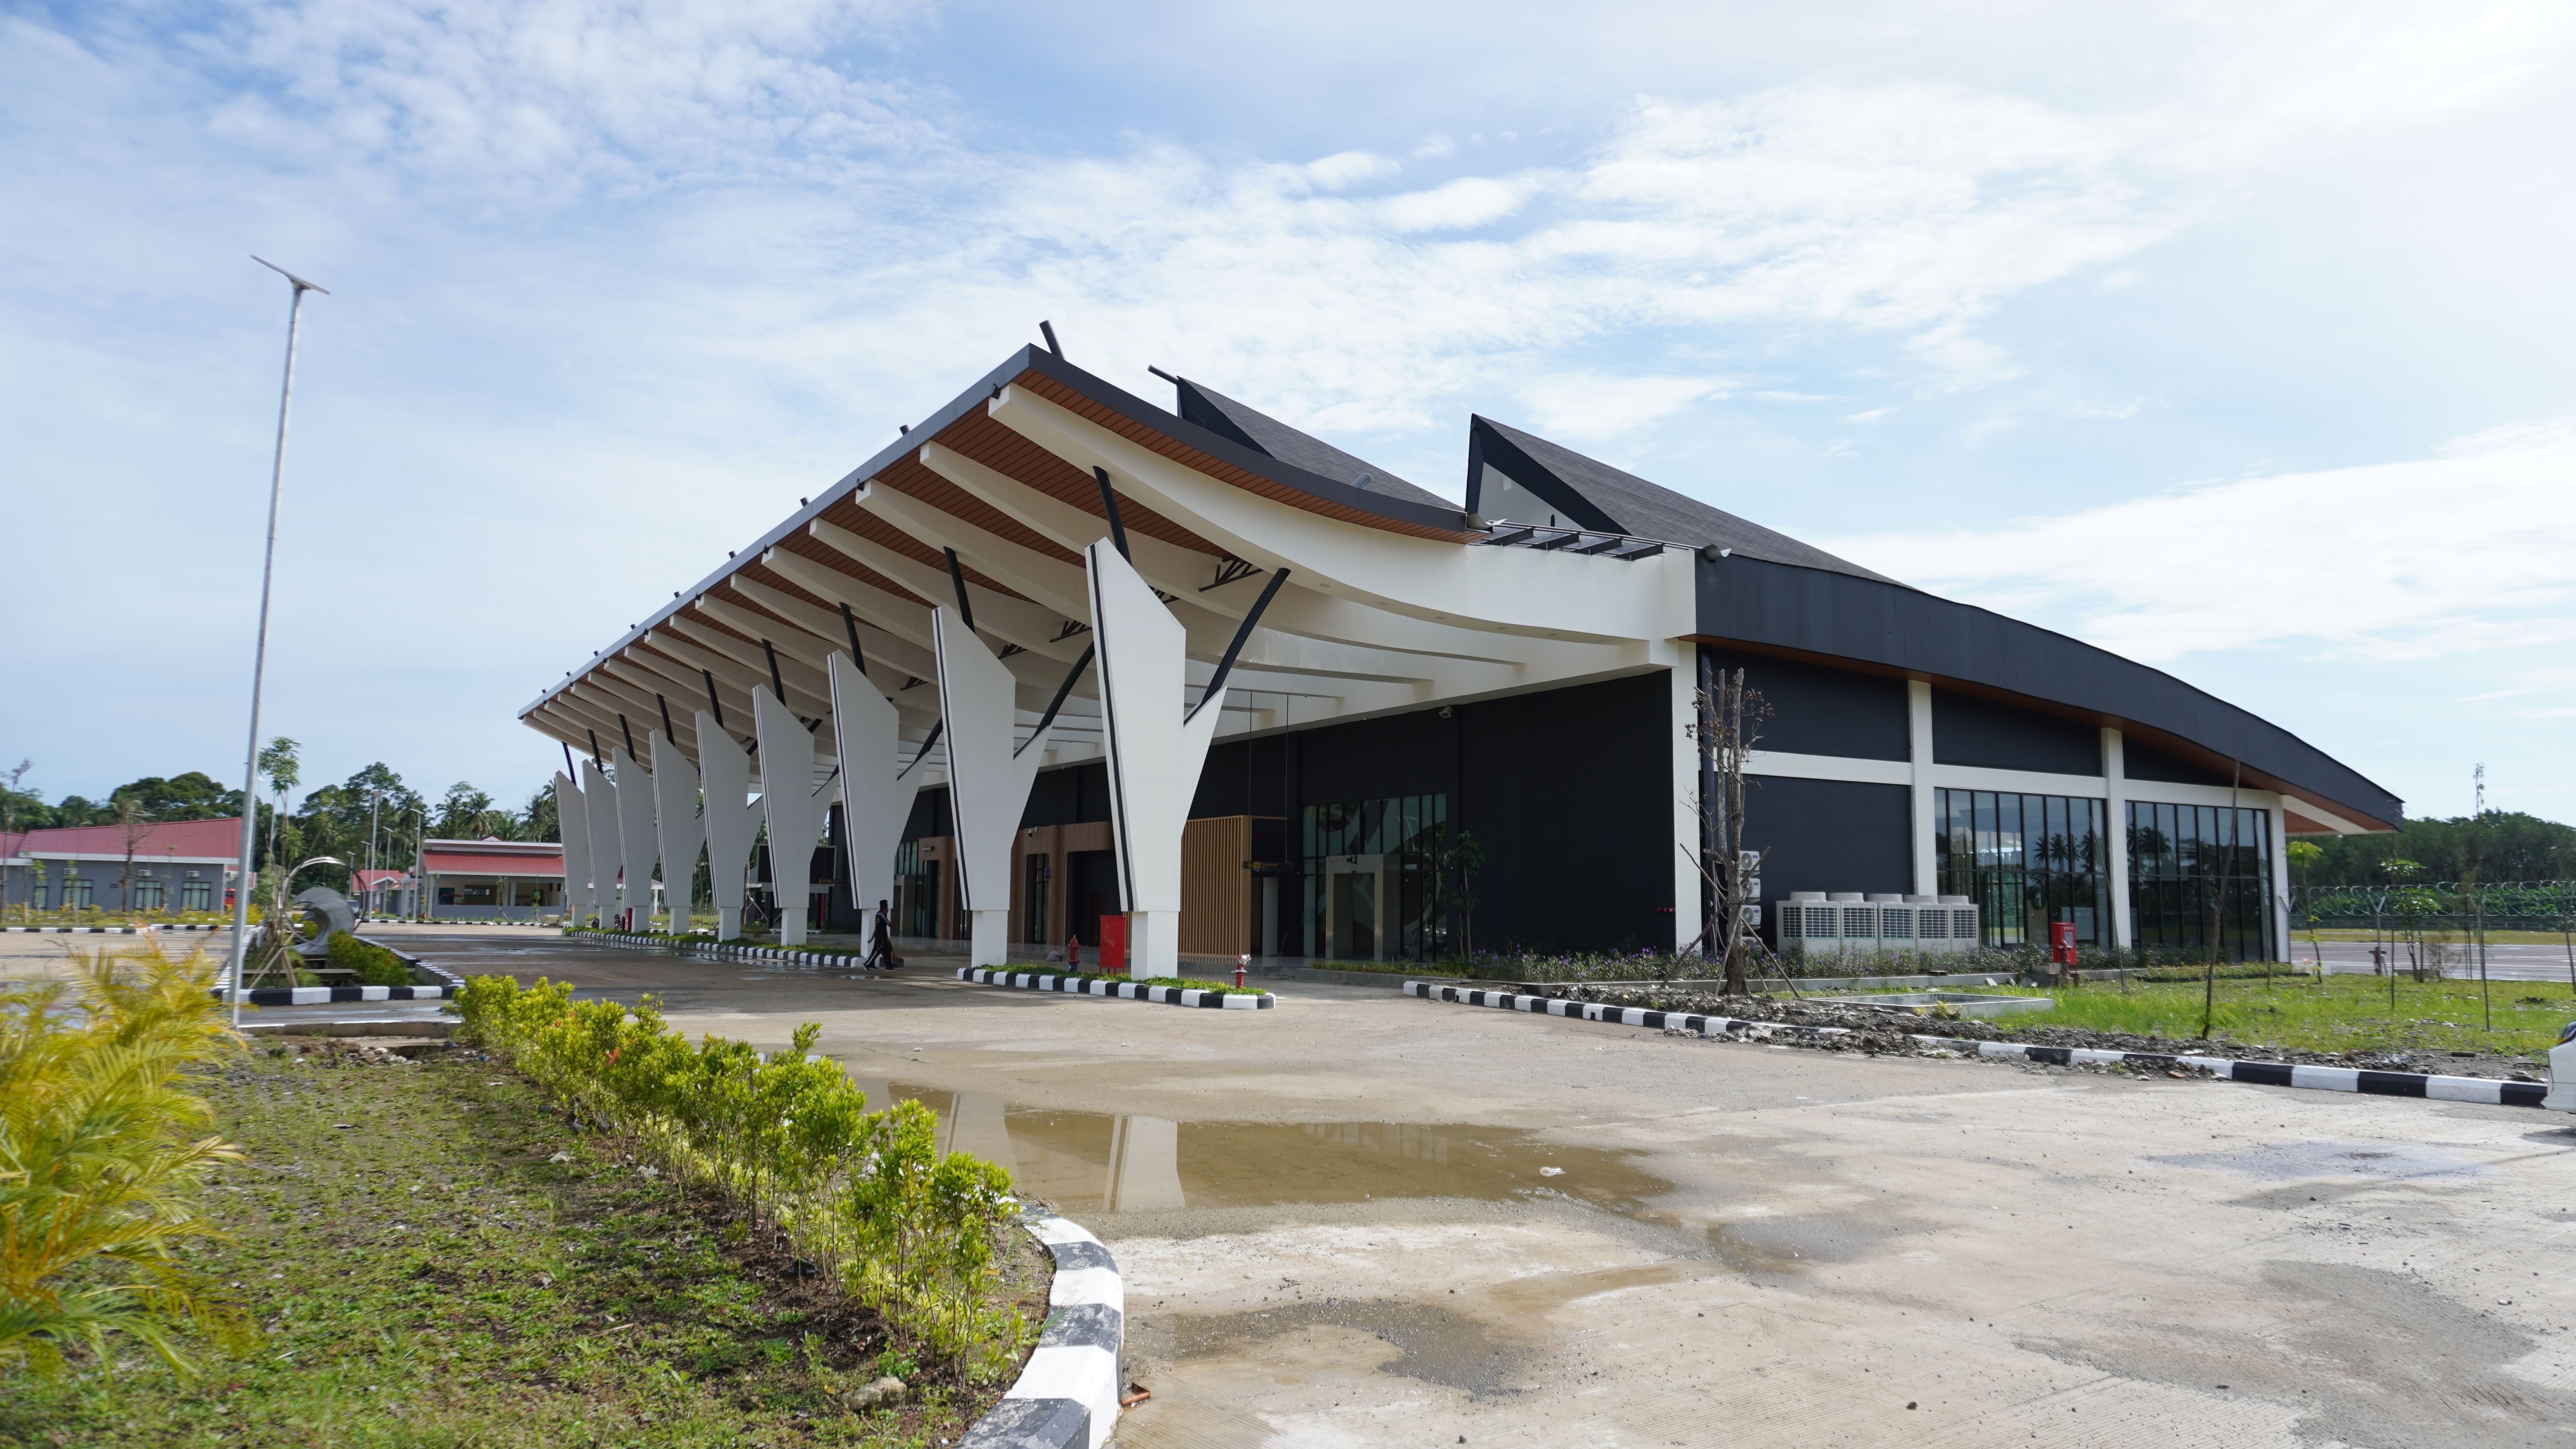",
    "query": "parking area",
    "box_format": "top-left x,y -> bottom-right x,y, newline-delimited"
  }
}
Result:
150,928 -> 2576,1444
